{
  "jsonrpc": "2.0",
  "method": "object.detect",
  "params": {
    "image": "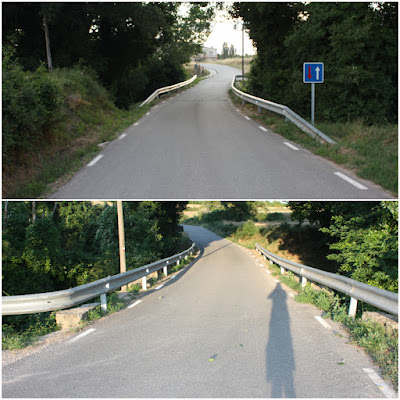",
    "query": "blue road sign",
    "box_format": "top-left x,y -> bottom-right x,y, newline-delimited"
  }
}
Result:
303,62 -> 324,83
